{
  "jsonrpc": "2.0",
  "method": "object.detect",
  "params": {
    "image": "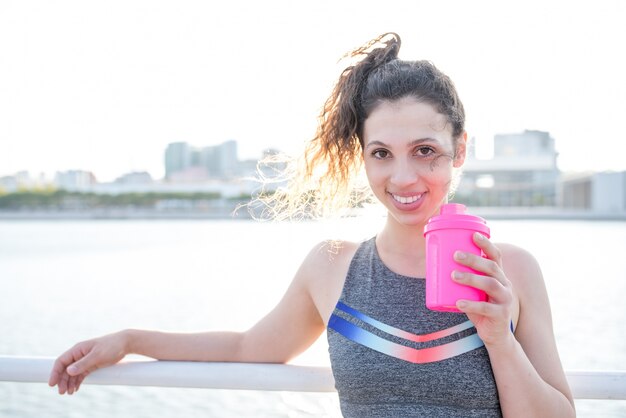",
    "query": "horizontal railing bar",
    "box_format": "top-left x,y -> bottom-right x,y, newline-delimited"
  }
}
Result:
0,356 -> 335,392
1,356 -> 625,400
